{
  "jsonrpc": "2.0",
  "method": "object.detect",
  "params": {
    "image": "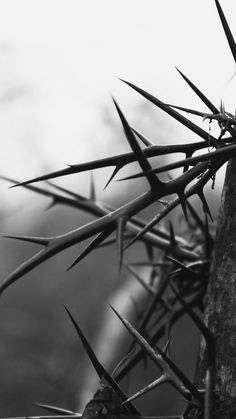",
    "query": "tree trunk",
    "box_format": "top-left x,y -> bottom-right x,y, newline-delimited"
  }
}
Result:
196,157 -> 236,418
